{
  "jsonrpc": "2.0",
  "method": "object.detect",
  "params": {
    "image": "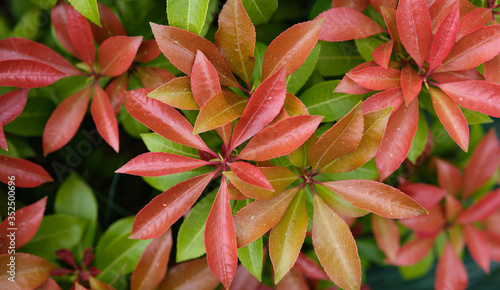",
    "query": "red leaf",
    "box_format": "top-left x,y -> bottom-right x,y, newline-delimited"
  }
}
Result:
462,129 -> 500,197
67,6 -> 95,65
456,8 -> 492,40
191,50 -> 222,107
317,8 -> 385,42
229,162 -> 273,191
428,4 -> 459,72
371,215 -> 400,263
370,0 -> 398,13
43,87 -> 91,155
438,80 -> 500,118
51,2 -> 79,57
134,40 -> 161,63
125,89 -> 211,152
0,253 -> 54,289
372,41 -> 393,69
335,76 -> 372,95
442,25 -> 500,72
309,103 -> 364,171
396,0 -> 433,69
375,98 -> 419,180
37,278 -> 62,290
429,87 -> 469,151
262,18 -> 324,80
485,54 -> 500,84
239,115 -> 322,161
131,229 -> 172,290
158,257 -> 220,289
399,205 -> 445,235
381,7 -> 402,53
234,188 -> 298,247
398,183 -> 447,210
130,172 -> 215,239
322,179 -> 427,218
275,267 -> 309,290
91,86 -> 119,152
0,157 -> 52,188
294,253 -> 329,281
89,3 -> 126,44
0,60 -> 68,88
0,126 -> 6,150
205,181 -> 238,289
116,152 -> 208,176
0,38 -> 80,76
0,197 -> 46,252
150,23 -> 238,87
457,188 -> 500,224
347,66 -> 401,90
332,0 -> 370,11
464,225 -> 490,273
136,67 -> 175,90
215,0 -> 256,83
98,36 -> 142,77
230,265 -> 260,290
436,159 -> 462,196
393,237 -> 435,266
428,0 -> 455,34
105,73 -> 128,115
435,242 -> 468,289
400,67 -> 422,105
431,69 -> 484,83
231,66 -> 287,149
0,89 -> 28,125
362,88 -> 404,114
